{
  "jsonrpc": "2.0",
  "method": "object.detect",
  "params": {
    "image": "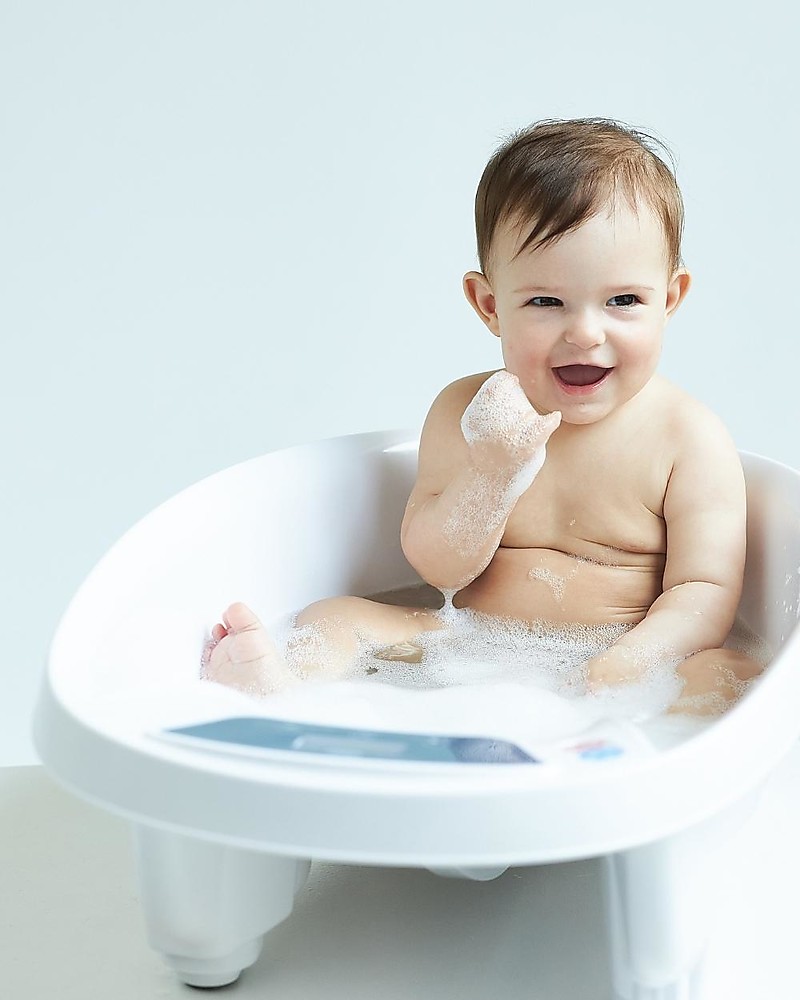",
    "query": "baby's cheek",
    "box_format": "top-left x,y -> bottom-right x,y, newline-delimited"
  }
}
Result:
625,330 -> 663,373
504,359 -> 545,406
502,337 -> 546,379
500,339 -> 521,370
